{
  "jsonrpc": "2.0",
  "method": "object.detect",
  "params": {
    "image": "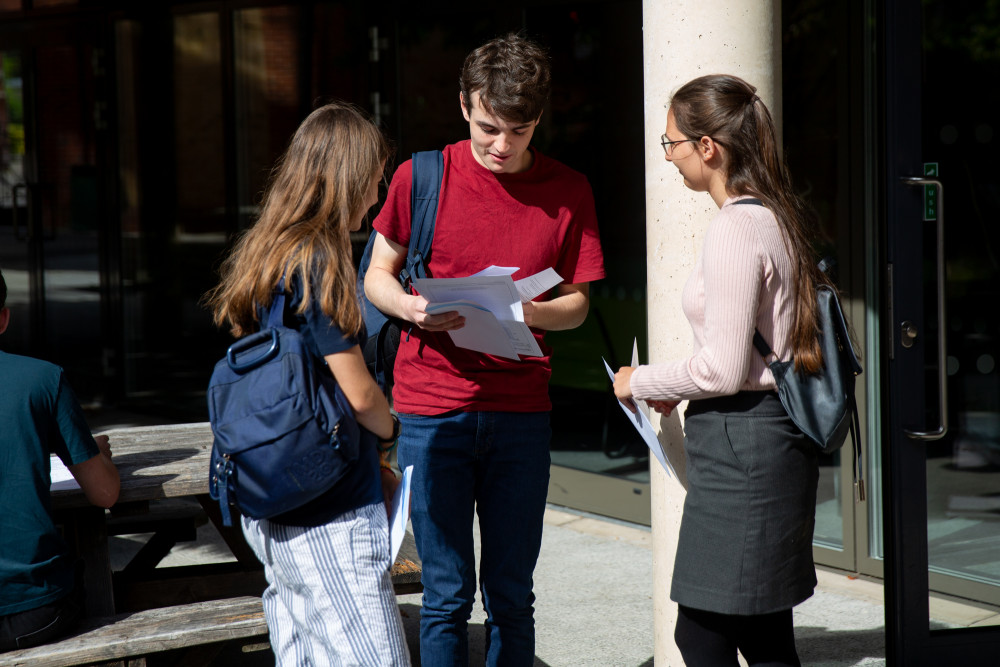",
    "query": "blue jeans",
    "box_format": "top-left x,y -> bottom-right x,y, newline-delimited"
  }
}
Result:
397,411 -> 551,667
